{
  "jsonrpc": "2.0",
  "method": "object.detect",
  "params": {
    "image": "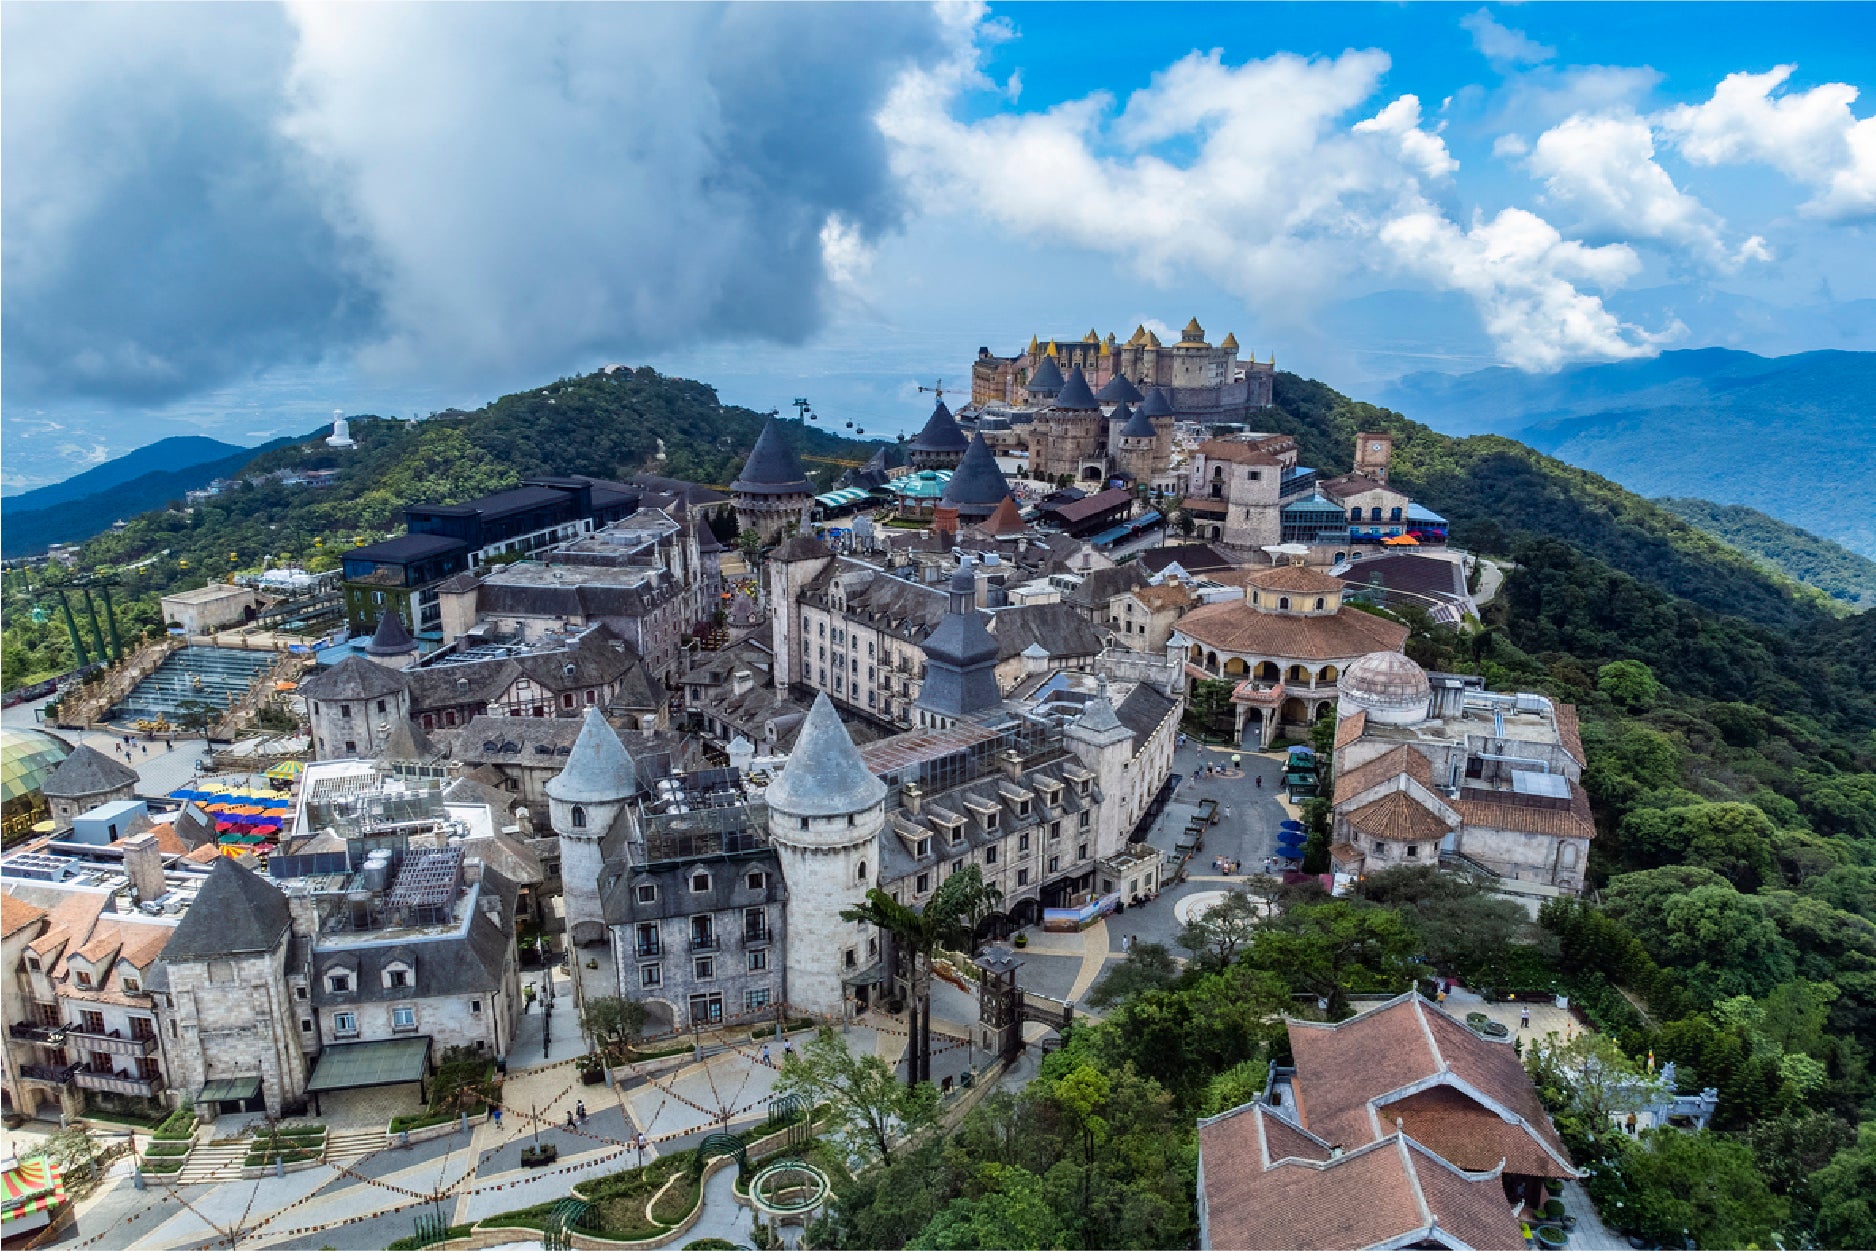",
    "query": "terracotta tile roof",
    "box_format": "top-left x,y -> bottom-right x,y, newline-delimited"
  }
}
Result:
25,893 -> 106,961
1287,993 -> 1576,1177
1456,784 -> 1596,841
1333,710 -> 1367,751
1130,583 -> 1194,613
1332,745 -> 1433,806
2,893 -> 48,939
1196,439 -> 1282,466
1247,564 -> 1346,594
147,822 -> 189,856
1199,1103 -> 1525,1251
1175,599 -> 1409,663
183,843 -> 223,864
1317,472 -> 1399,501
1347,790 -> 1456,842
1182,497 -> 1228,517
1387,1084 -> 1563,1177
974,495 -> 1028,538
1551,702 -> 1585,766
